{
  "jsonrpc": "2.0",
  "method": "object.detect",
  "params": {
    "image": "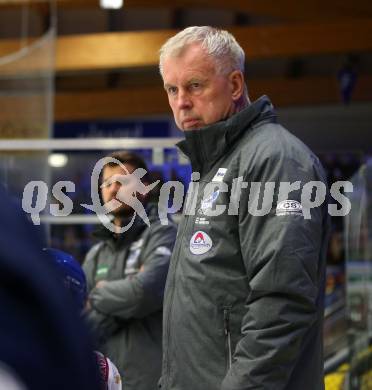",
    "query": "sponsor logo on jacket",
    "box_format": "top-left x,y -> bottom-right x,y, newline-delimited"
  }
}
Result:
125,238 -> 144,276
198,190 -> 220,216
201,190 -> 220,210
190,231 -> 212,255
276,200 -> 303,216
